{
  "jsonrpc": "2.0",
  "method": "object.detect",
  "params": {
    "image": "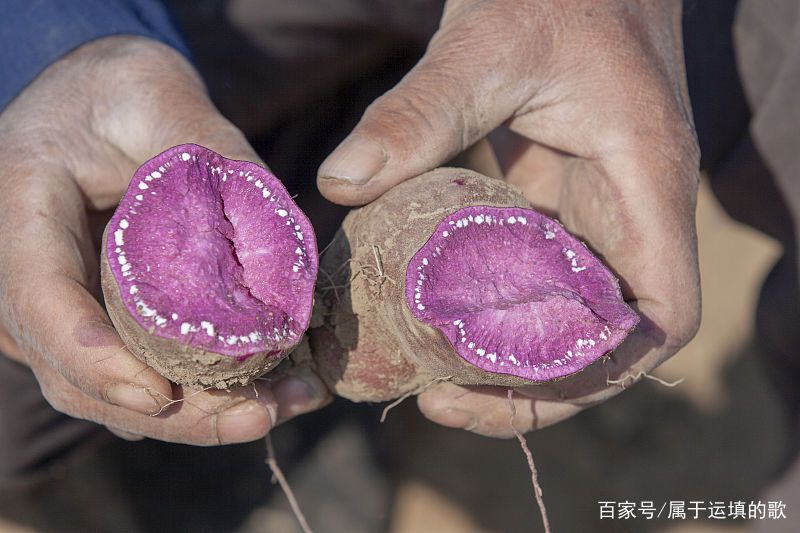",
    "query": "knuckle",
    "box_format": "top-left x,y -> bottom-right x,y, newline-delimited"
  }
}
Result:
672,311 -> 702,349
31,361 -> 98,422
39,379 -> 75,417
175,116 -> 244,149
363,87 -> 471,157
654,126 -> 701,175
608,111 -> 698,166
474,417 -> 517,439
0,283 -> 42,362
365,89 -> 440,134
664,299 -> 702,350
